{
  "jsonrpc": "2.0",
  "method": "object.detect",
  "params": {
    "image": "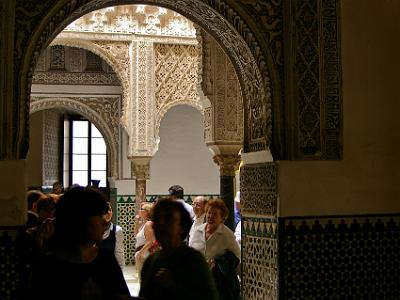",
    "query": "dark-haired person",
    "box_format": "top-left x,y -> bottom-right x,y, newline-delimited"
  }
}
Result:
30,186 -> 131,300
168,185 -> 194,219
139,197 -> 218,300
99,202 -> 126,269
189,199 -> 241,300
